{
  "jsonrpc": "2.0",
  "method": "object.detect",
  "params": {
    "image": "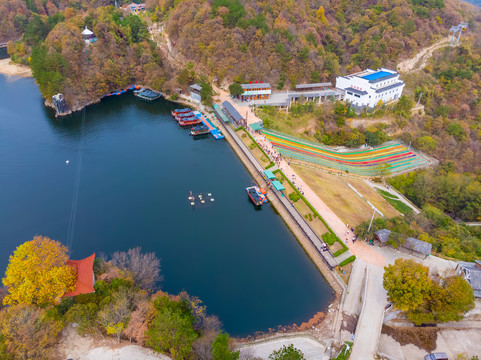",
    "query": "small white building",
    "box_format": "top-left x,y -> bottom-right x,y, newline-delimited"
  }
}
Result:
335,68 -> 405,108
456,260 -> 481,298
189,84 -> 202,102
81,27 -> 97,44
